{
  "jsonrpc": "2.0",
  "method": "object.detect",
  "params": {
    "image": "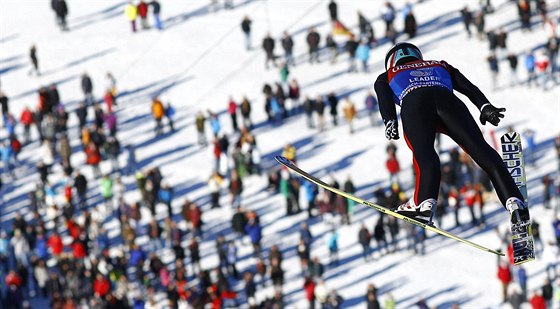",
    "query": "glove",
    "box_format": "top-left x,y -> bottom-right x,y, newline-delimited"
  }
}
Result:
384,119 -> 400,140
479,103 -> 505,126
